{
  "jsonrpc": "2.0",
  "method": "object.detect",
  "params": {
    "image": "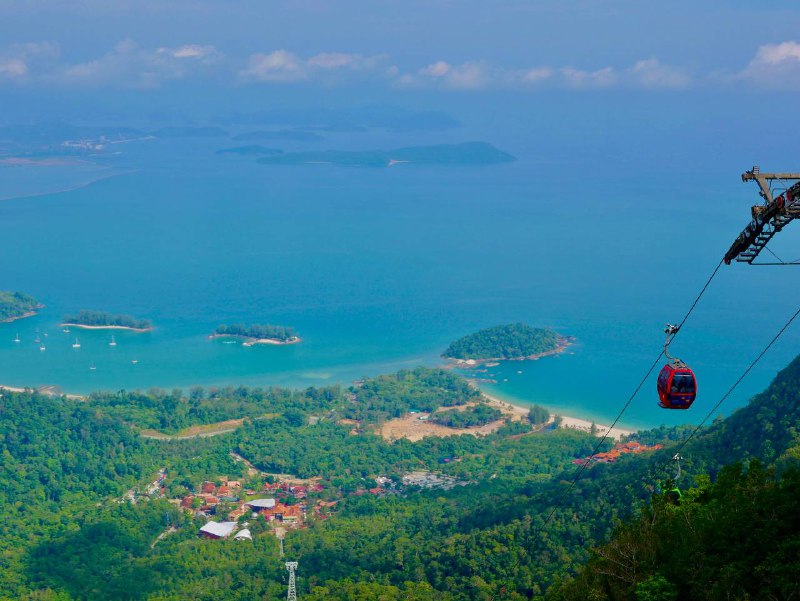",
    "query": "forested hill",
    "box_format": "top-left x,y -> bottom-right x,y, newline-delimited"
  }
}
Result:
2,356 -> 800,600
544,355 -> 800,600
